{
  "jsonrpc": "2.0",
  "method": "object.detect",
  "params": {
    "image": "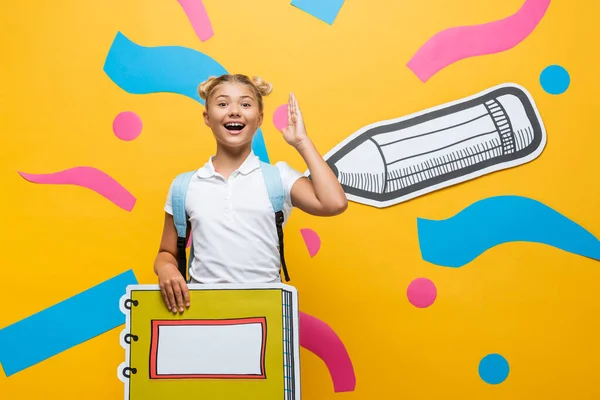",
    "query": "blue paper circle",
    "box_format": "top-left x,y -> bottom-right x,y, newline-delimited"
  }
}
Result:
478,353 -> 509,384
540,65 -> 570,94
